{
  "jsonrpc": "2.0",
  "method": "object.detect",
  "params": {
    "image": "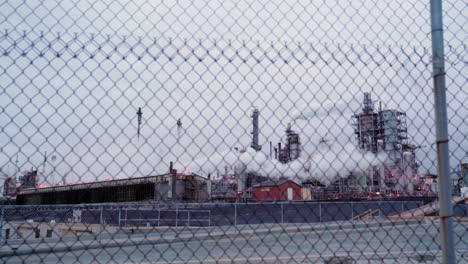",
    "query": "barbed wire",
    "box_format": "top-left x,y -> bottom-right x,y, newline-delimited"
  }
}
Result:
0,1 -> 466,263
